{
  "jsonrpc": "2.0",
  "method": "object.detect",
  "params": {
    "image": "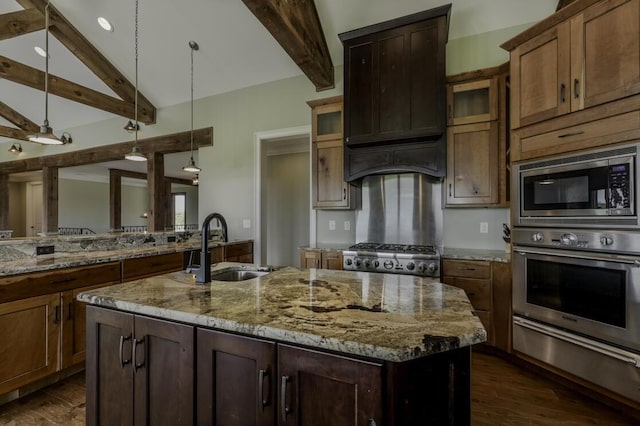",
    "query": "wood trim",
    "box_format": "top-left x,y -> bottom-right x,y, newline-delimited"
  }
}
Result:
147,152 -> 166,232
501,0 -> 602,51
0,125 -> 30,141
109,171 -> 121,231
241,0 -> 334,91
0,174 -> 8,230
15,0 -> 156,124
42,166 -> 58,234
0,127 -> 213,175
446,64 -> 505,84
306,95 -> 344,108
0,8 -> 44,41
